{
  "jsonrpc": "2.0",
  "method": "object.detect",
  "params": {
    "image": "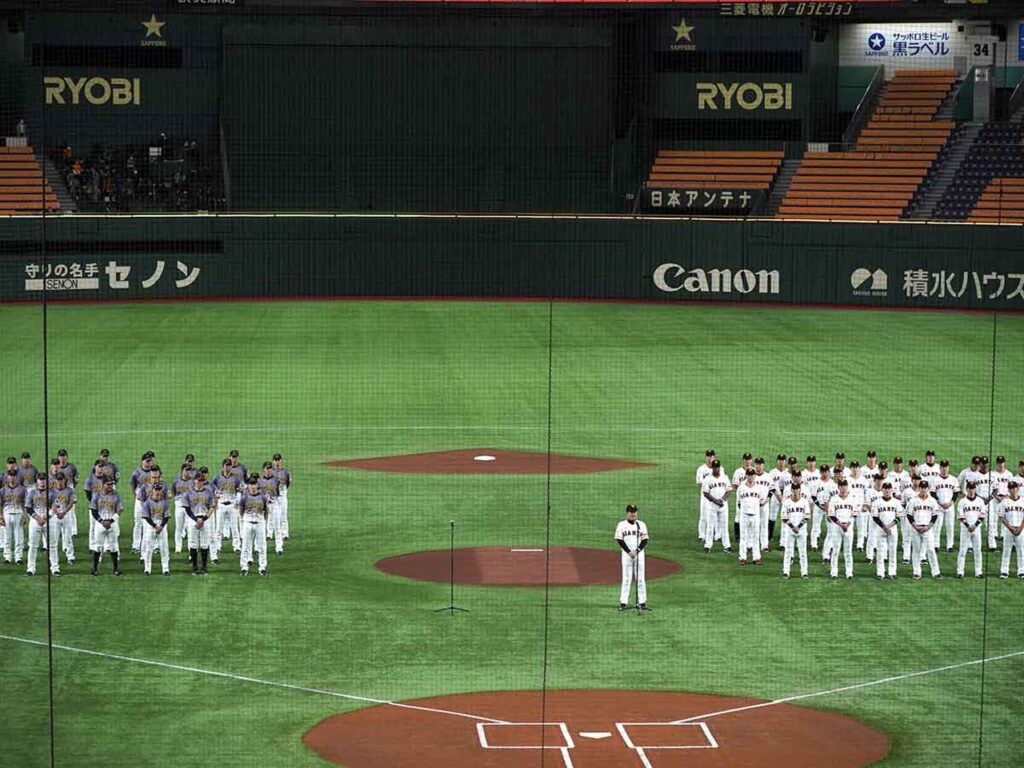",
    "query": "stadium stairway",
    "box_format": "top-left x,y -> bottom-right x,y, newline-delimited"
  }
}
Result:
42,156 -> 75,213
907,122 -> 981,220
933,122 -> 1024,221
0,146 -> 61,215
776,69 -> 957,221
764,159 -> 800,216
